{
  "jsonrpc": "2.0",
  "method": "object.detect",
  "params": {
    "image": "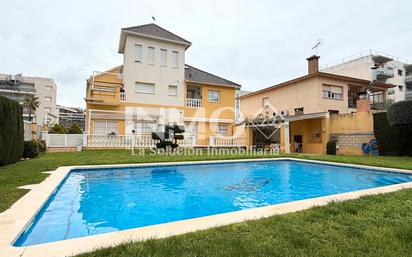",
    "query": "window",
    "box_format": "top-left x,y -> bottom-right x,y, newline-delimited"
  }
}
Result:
294,107 -> 304,115
368,92 -> 384,103
322,84 -> 343,100
44,96 -> 52,102
135,121 -> 155,134
171,51 -> 178,67
262,97 -> 269,107
148,46 -> 155,64
398,69 -> 403,76
135,44 -> 142,62
93,120 -> 118,135
45,85 -> 52,91
328,110 -> 339,115
217,124 -> 228,136
208,90 -> 220,102
160,49 -> 167,66
44,107 -> 51,113
135,82 -> 155,94
168,85 -> 178,96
